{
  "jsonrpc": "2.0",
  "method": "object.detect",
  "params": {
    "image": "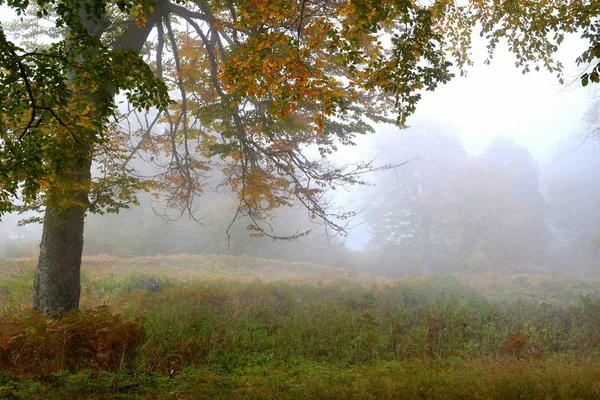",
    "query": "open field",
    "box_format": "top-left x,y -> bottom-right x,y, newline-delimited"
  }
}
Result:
2,255 -> 600,399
